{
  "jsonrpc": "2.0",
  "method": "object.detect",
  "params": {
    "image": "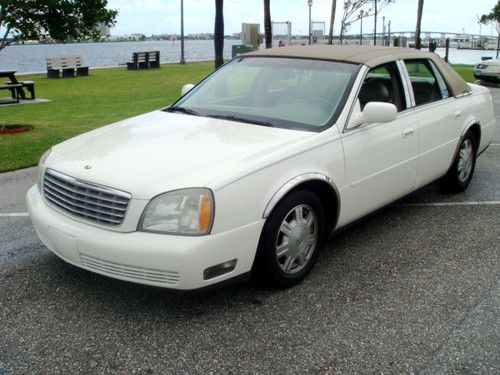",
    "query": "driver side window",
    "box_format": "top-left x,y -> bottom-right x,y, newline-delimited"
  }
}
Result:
358,63 -> 407,112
